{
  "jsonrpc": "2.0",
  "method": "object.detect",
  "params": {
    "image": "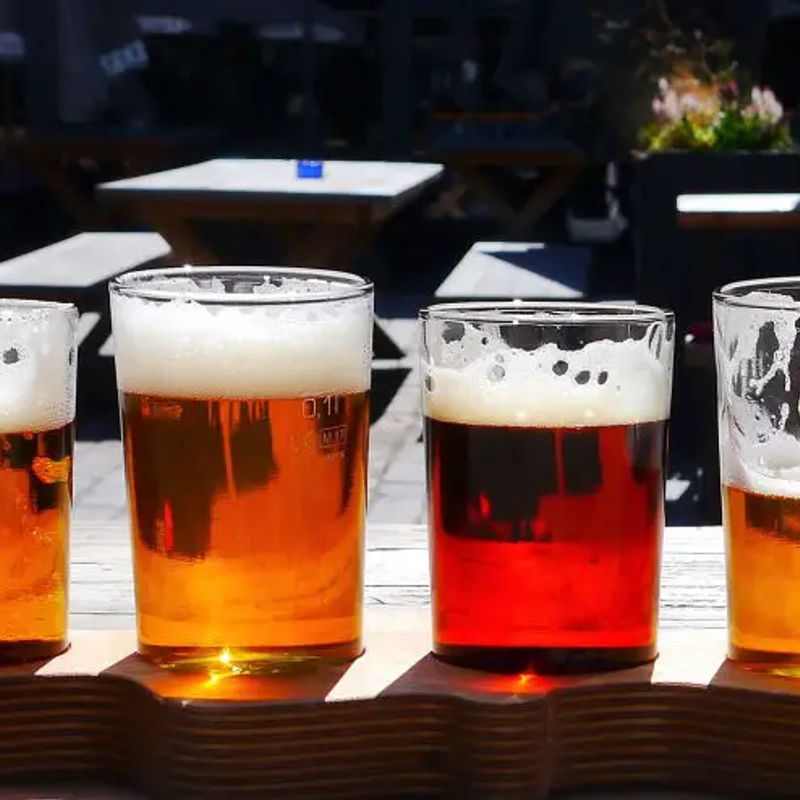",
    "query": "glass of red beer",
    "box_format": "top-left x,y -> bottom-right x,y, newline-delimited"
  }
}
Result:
420,302 -> 674,673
